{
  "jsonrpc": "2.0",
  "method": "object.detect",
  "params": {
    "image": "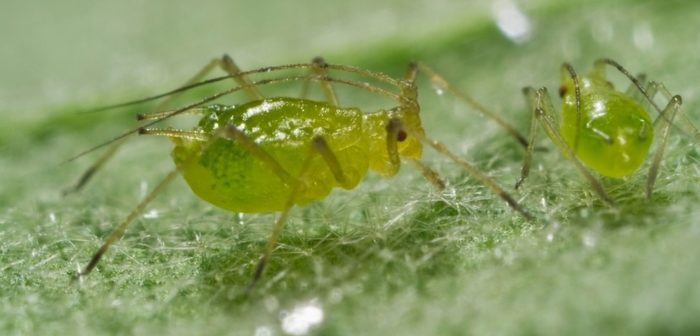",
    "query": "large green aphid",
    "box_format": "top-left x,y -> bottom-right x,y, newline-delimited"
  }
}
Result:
171,97 -> 423,213
67,55 -> 533,289
516,58 -> 685,204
